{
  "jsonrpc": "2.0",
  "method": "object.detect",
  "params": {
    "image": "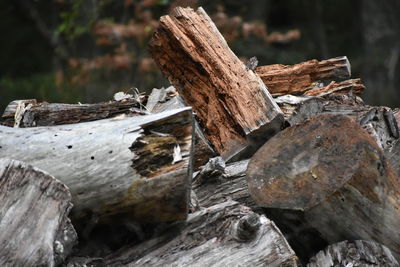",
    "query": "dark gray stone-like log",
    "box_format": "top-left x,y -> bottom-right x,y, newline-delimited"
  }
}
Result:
0,158 -> 77,267
0,107 -> 193,225
307,240 -> 399,267
247,114 -> 400,261
103,201 -> 298,267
